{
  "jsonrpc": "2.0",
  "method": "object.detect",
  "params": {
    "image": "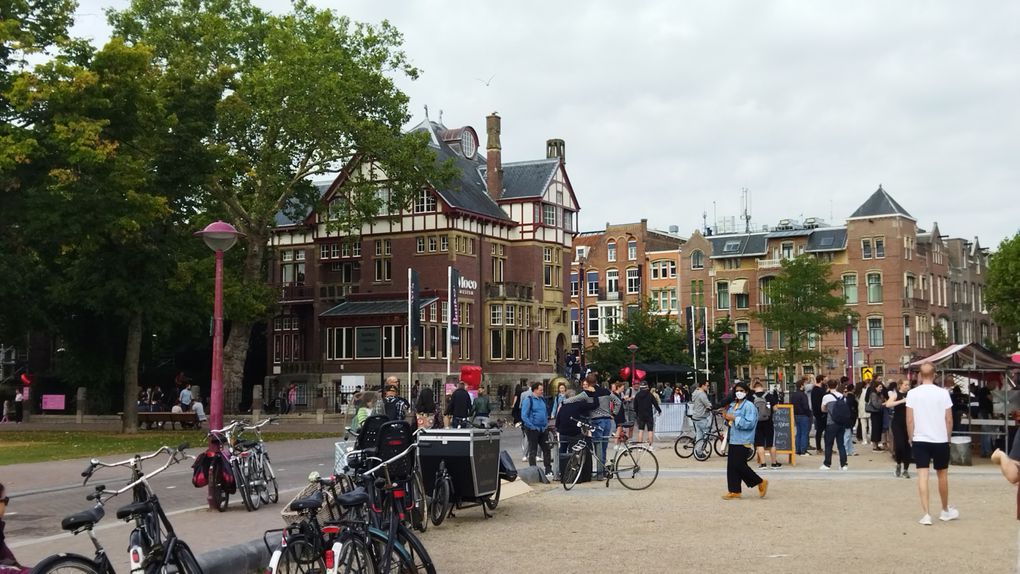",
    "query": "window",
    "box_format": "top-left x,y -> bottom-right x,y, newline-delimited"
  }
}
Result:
490,305 -> 502,326
352,241 -> 360,257
416,237 -> 425,253
490,330 -> 503,360
627,239 -> 637,261
875,237 -> 885,258
587,307 -> 599,337
570,308 -> 579,338
492,245 -> 505,282
717,281 -> 729,310
543,247 -> 554,287
427,236 -> 437,252
602,306 -> 619,333
736,322 -> 749,345
722,241 -> 740,253
374,257 -> 391,282
607,240 -> 617,262
735,293 -> 749,309
867,273 -> 882,304
587,271 -> 599,296
626,268 -> 640,294
413,190 -> 436,213
441,301 -> 448,324
691,250 -> 705,269
842,274 -> 858,304
606,269 -> 619,294
383,325 -> 404,359
862,239 -> 873,259
440,235 -> 448,252
904,236 -> 914,260
429,302 -> 437,323
280,250 -> 305,284
904,274 -> 916,299
691,279 -> 705,308
325,327 -> 354,361
543,204 -> 557,226
575,246 -> 586,261
903,315 -> 911,347
505,304 -> 516,326
868,317 -> 884,347
759,277 -> 774,306
781,242 -> 794,260
722,258 -> 740,270
765,329 -> 775,350
651,260 -> 676,279
570,273 -> 579,297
